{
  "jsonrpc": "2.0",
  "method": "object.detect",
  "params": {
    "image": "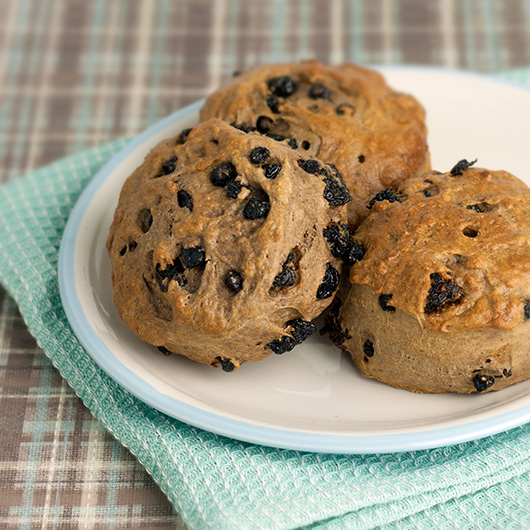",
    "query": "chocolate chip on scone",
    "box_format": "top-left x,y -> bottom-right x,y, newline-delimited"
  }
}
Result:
200,59 -> 431,228
107,118 -> 348,370
330,165 -> 530,393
